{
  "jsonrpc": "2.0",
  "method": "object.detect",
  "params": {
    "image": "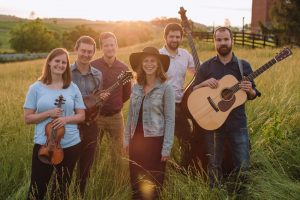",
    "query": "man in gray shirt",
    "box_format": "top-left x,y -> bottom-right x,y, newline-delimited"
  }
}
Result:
71,36 -> 106,197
